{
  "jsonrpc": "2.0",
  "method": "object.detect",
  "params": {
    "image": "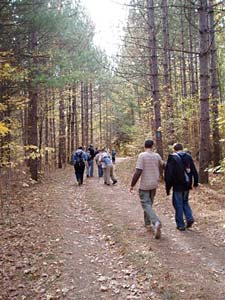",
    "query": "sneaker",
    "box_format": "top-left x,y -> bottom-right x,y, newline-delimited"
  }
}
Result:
154,221 -> 161,239
112,180 -> 117,185
177,226 -> 186,231
186,219 -> 194,228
